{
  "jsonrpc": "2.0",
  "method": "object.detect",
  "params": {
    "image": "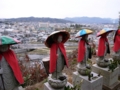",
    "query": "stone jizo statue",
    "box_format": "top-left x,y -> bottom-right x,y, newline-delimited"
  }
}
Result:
97,33 -> 111,67
0,44 -> 24,90
50,34 -> 68,79
77,34 -> 92,76
44,30 -> 70,89
113,29 -> 120,61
